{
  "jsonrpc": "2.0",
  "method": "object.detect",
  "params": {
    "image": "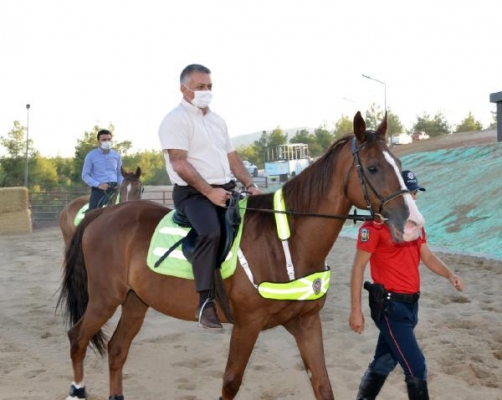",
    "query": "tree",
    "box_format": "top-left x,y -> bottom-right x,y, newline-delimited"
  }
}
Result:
123,150 -> 170,185
268,127 -> 288,148
252,131 -> 270,167
412,112 -> 451,137
489,111 -> 497,130
387,112 -> 404,137
364,104 -> 384,130
0,121 -> 36,187
313,125 -> 334,156
333,115 -> 353,137
455,112 -> 483,133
